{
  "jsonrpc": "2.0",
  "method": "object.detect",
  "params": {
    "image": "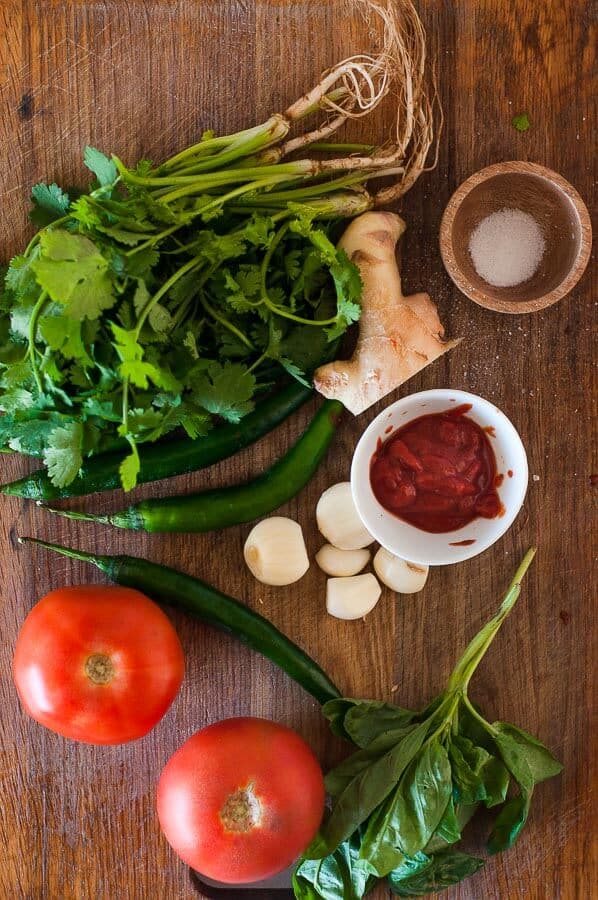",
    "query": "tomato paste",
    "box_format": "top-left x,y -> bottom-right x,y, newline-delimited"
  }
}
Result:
370,405 -> 504,533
